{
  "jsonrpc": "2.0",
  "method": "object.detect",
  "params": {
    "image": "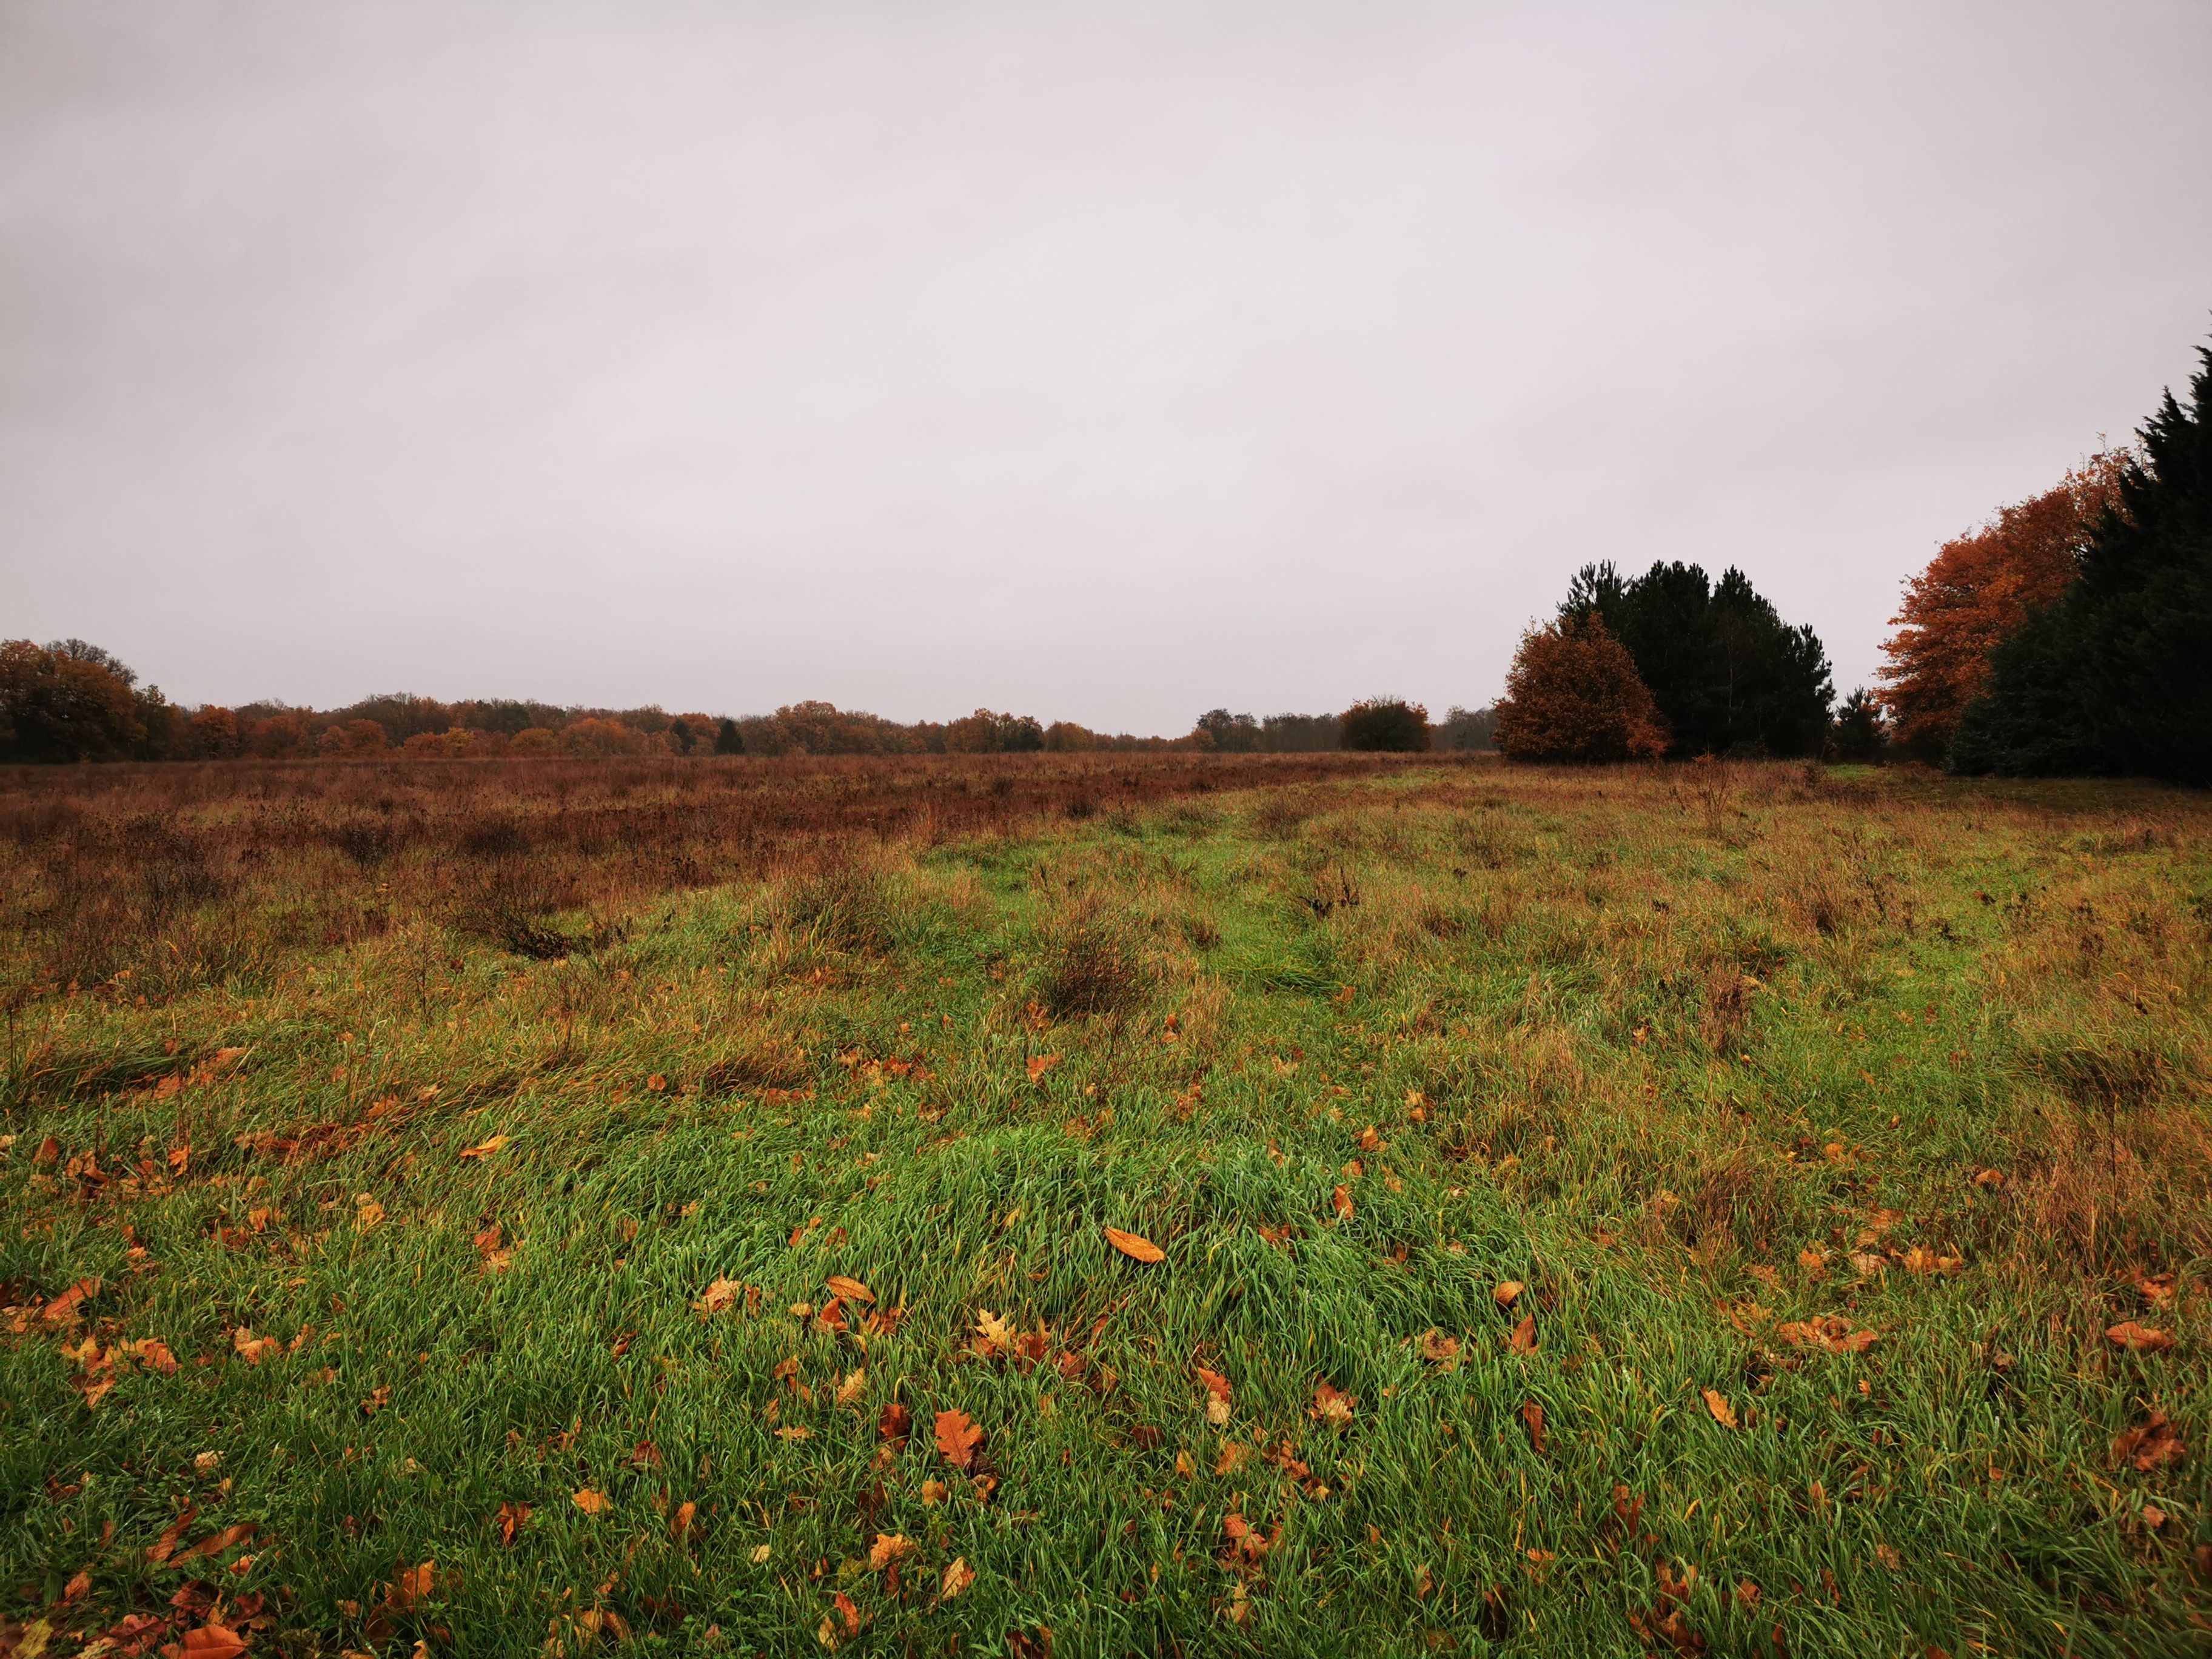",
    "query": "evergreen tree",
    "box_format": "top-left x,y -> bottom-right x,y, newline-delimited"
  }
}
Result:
1951,346 -> 2212,785
1562,561 -> 1833,757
